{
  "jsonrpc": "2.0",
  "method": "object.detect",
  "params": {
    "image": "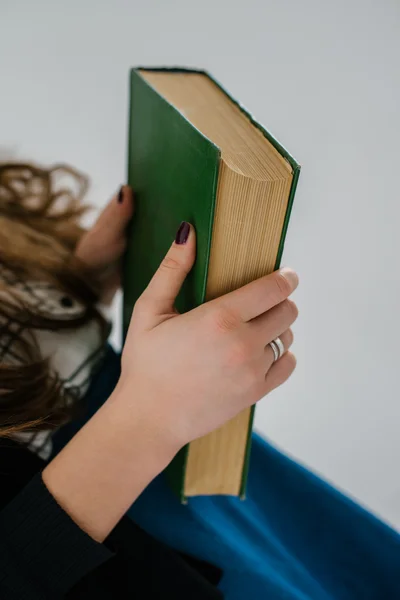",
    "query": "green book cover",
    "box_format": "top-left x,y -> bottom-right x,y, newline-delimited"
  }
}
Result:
123,67 -> 300,503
